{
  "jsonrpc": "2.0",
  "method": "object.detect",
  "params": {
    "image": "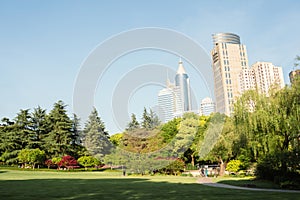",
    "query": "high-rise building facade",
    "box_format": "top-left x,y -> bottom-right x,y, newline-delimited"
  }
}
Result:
250,62 -> 285,94
158,87 -> 176,122
199,97 -> 215,116
211,33 -> 249,115
175,59 -> 192,112
158,59 -> 191,122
